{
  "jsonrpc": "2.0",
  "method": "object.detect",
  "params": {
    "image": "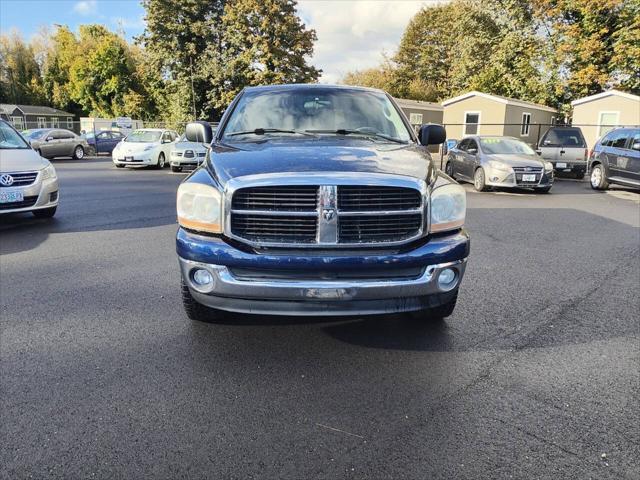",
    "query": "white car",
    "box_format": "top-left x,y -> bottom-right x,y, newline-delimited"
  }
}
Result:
0,120 -> 59,218
169,133 -> 214,172
112,129 -> 179,169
